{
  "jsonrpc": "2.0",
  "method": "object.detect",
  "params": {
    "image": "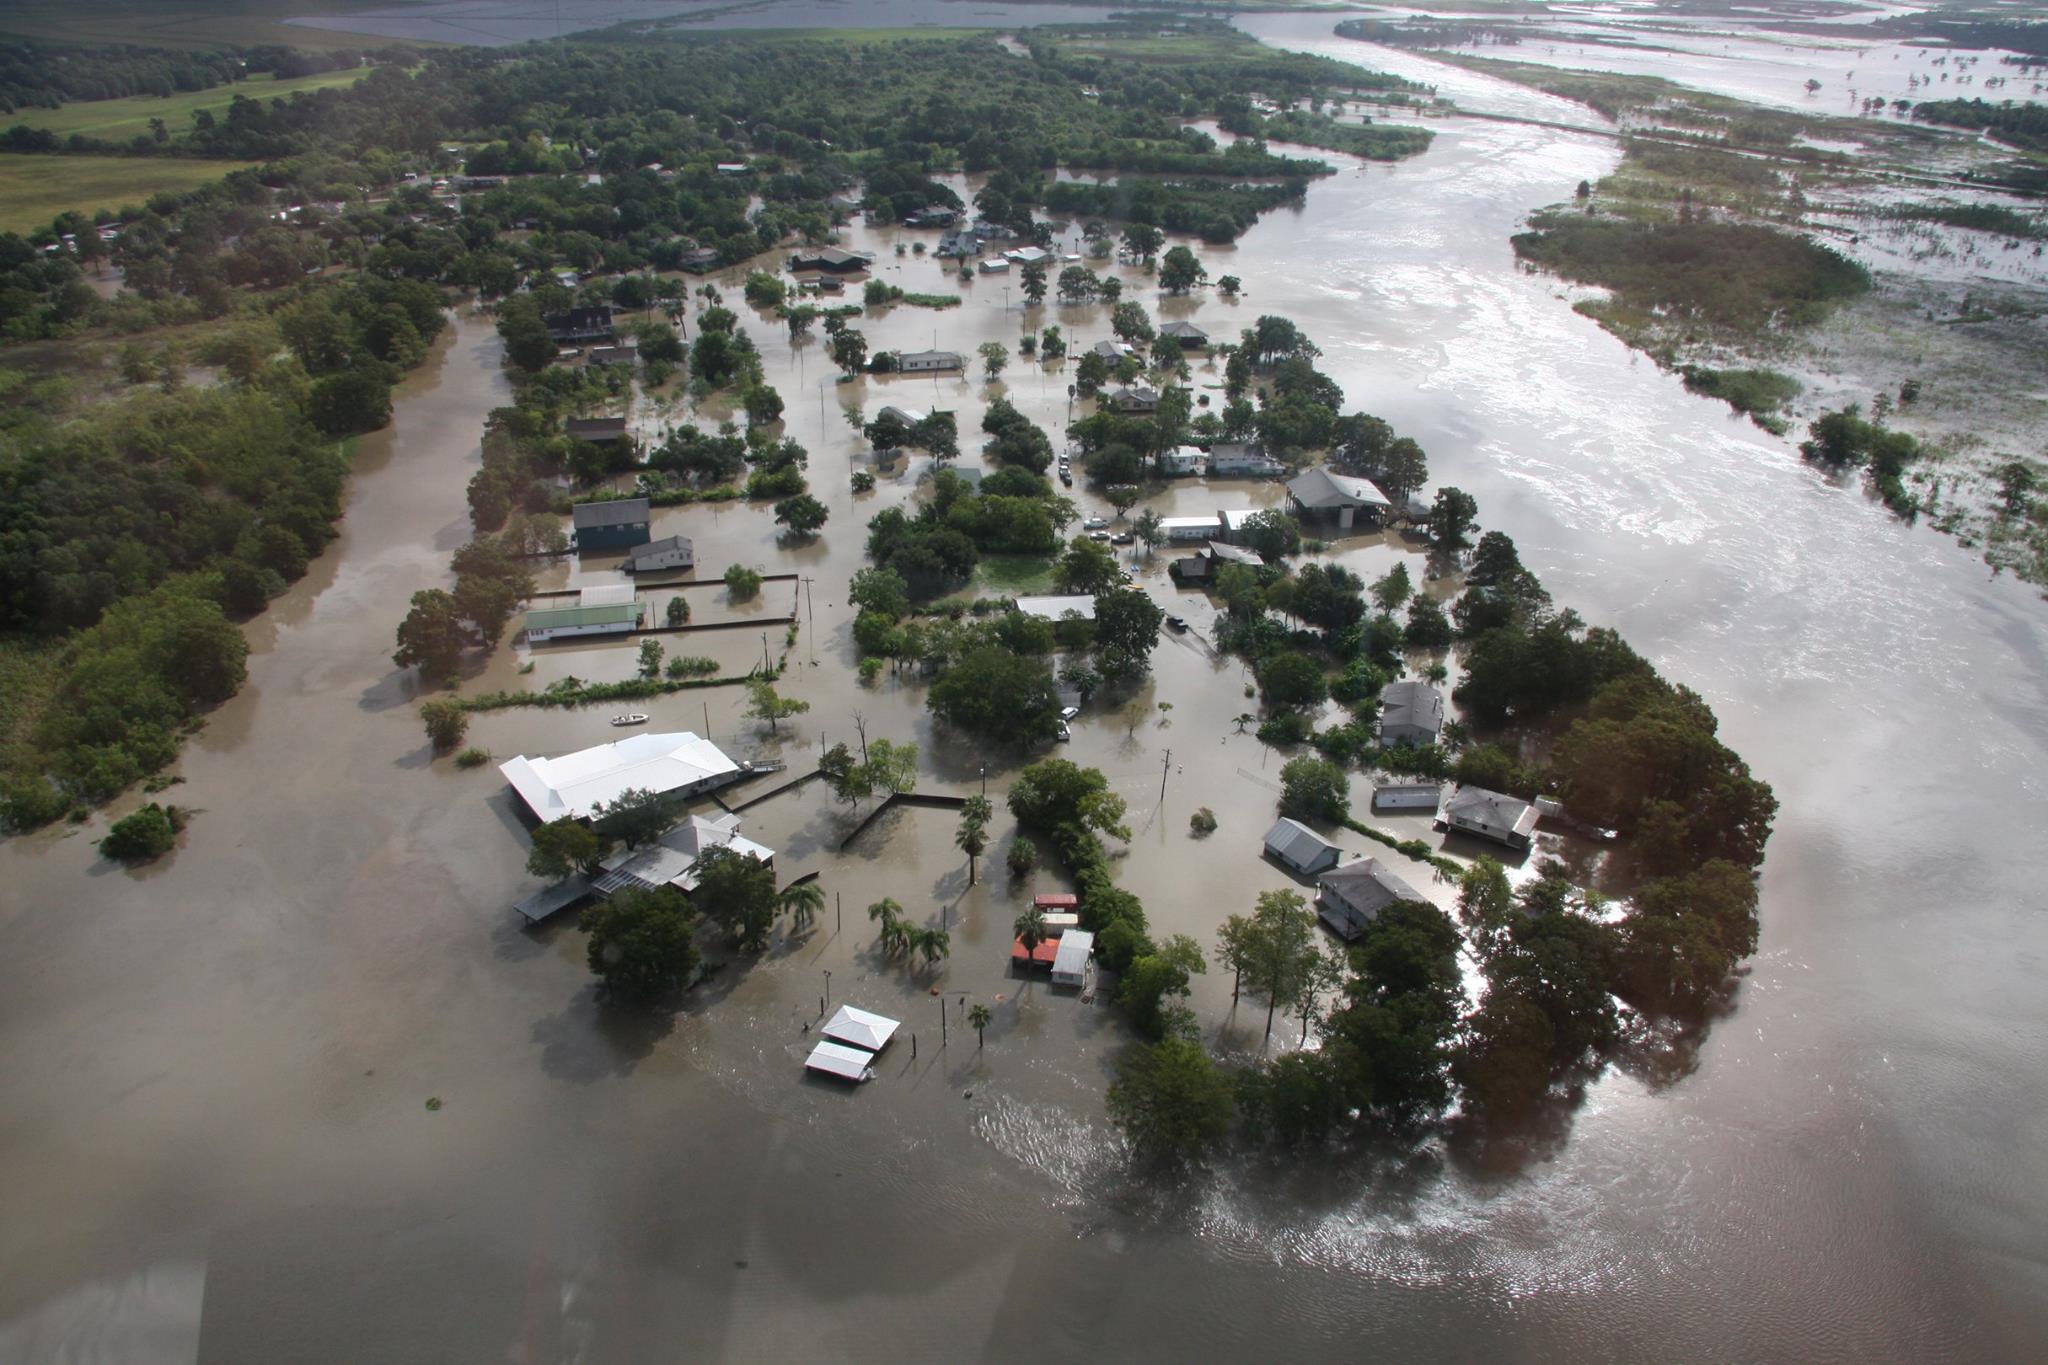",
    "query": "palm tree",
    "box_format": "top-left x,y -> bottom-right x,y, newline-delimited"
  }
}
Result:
867,897 -> 901,952
968,1002 -> 993,1048
956,795 -> 992,885
779,881 -> 824,934
1233,712 -> 1256,733
914,925 -> 951,973
1013,907 -> 1047,974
